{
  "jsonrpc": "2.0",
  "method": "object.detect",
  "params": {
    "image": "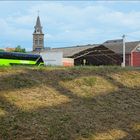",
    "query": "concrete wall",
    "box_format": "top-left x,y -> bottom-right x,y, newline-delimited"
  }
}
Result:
40,51 -> 63,66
